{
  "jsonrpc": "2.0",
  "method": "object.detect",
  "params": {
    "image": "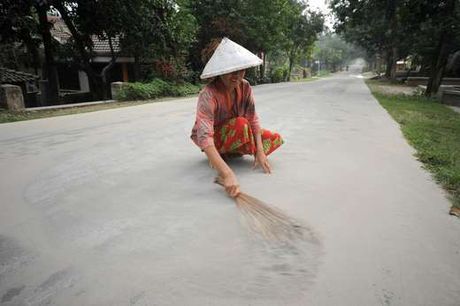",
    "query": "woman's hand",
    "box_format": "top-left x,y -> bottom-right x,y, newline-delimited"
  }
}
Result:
204,146 -> 240,198
253,150 -> 272,174
221,171 -> 240,198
